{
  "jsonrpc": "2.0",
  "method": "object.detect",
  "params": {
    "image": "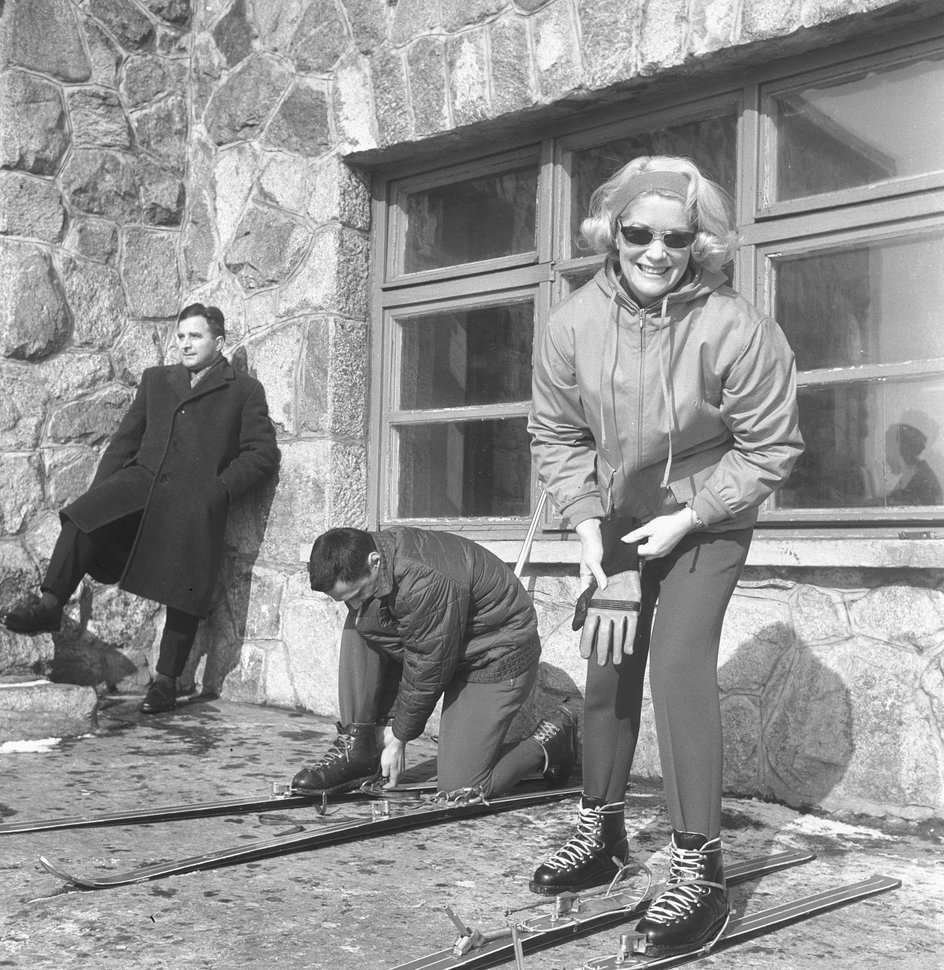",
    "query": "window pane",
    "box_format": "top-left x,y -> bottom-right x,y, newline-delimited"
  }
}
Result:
398,300 -> 534,409
779,379 -> 944,510
772,228 -> 944,372
570,112 -> 737,247
396,419 -> 531,518
770,53 -> 944,202
401,166 -> 538,274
